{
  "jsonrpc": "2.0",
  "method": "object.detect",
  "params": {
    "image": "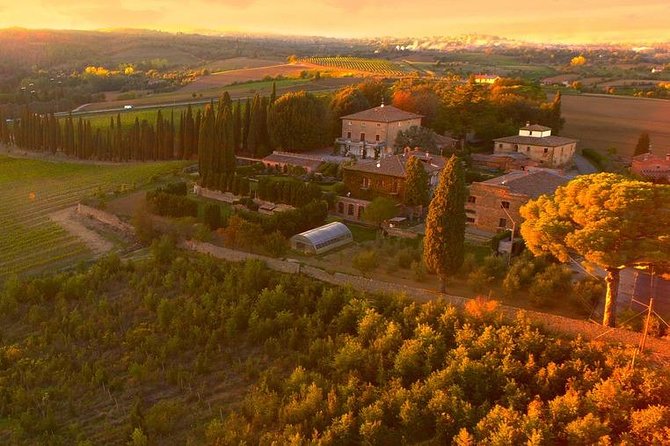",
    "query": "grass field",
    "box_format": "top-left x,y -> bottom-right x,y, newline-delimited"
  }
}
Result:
561,94 -> 670,157
200,56 -> 284,73
0,155 -> 188,280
